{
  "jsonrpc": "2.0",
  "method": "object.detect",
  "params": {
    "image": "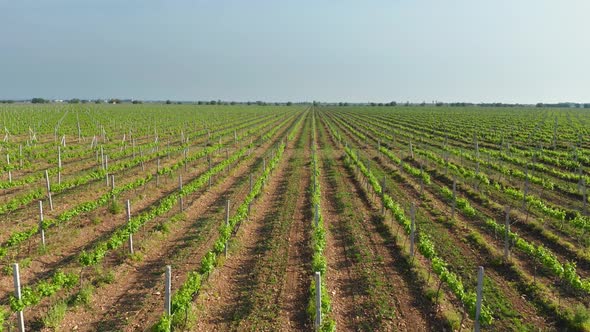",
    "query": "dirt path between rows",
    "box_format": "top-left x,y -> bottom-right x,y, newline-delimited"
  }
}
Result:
194,115 -> 307,331
318,118 -> 436,331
